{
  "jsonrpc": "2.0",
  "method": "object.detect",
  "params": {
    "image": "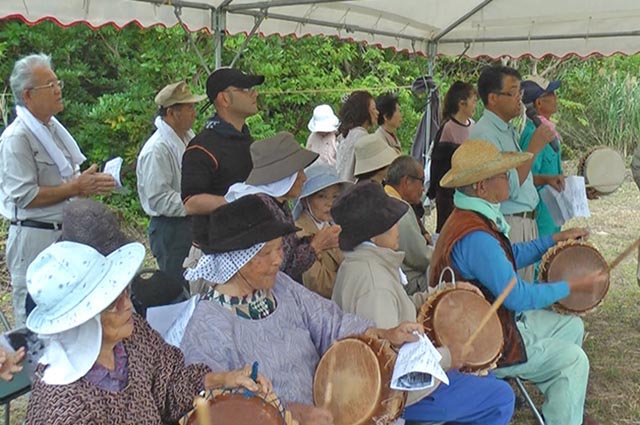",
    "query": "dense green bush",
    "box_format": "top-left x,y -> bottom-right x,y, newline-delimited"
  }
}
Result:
1,20 -> 639,225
